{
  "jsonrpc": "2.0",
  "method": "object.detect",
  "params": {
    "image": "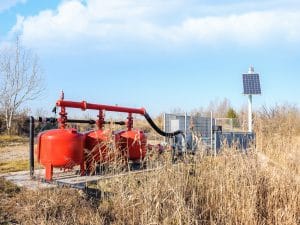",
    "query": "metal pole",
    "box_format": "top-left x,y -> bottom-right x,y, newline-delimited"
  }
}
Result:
248,95 -> 253,132
184,112 -> 187,140
214,132 -> 217,156
163,113 -> 166,142
29,116 -> 34,178
210,111 -> 213,152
